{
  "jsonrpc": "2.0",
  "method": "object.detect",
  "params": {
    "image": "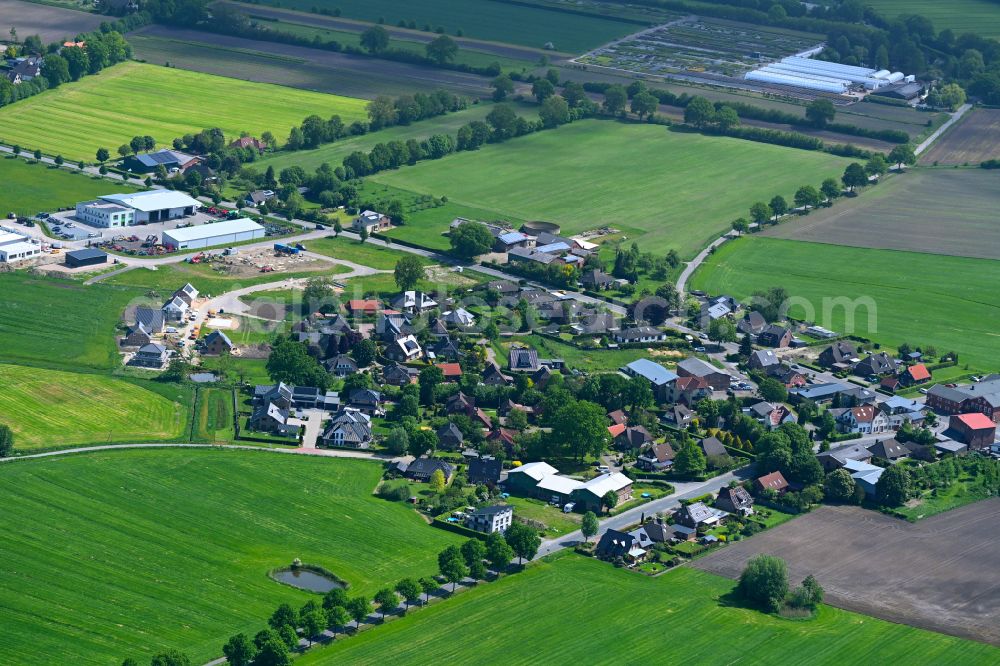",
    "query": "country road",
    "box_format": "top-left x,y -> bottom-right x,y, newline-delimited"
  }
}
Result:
915,103 -> 972,155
